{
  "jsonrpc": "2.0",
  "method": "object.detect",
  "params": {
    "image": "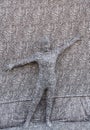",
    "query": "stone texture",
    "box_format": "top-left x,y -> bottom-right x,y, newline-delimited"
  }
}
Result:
2,122 -> 90,130
0,0 -> 90,129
